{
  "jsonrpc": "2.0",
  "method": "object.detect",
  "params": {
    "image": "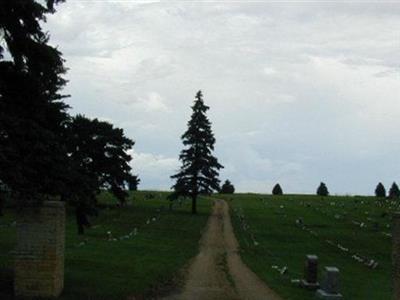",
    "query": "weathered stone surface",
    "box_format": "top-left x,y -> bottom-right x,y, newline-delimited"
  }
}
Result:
14,201 -> 65,298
